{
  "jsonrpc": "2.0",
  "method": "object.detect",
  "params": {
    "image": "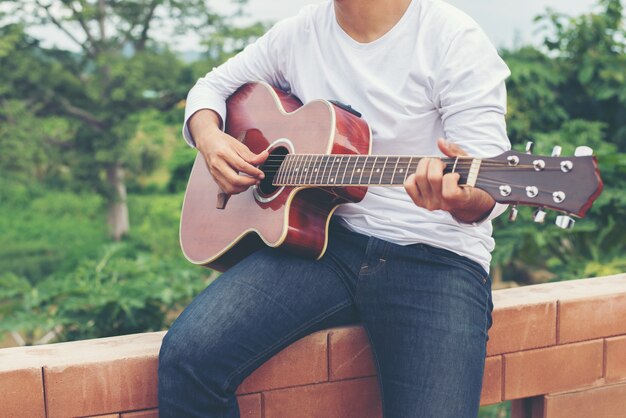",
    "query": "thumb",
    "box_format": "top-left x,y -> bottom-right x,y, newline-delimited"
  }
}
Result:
437,137 -> 467,157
